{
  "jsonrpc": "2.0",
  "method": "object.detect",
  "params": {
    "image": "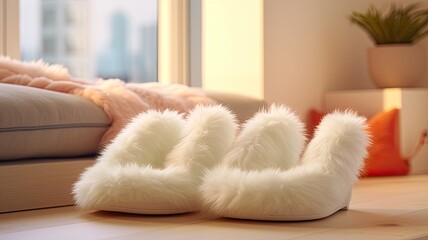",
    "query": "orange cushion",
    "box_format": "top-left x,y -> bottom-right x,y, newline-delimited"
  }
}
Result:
307,108 -> 409,176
